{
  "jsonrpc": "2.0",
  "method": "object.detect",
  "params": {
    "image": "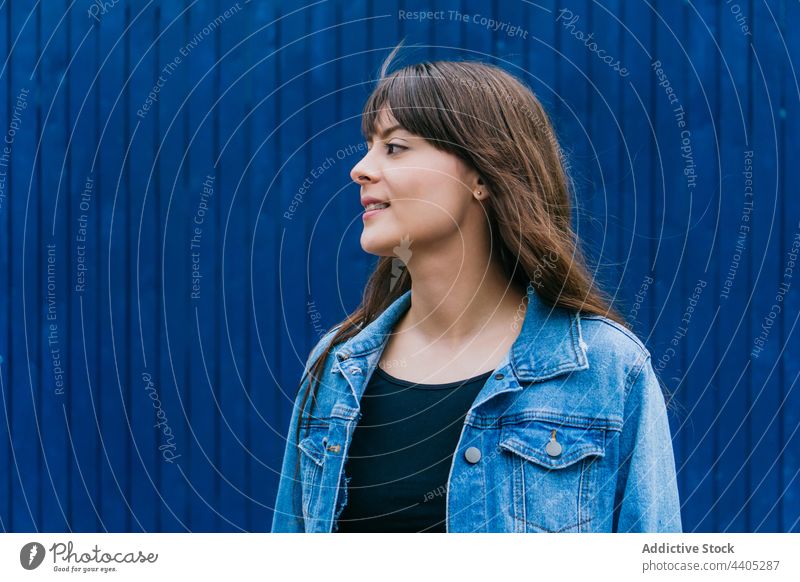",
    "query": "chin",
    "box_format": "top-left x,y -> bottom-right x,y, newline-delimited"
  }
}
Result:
360,231 -> 400,257
359,241 -> 396,257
